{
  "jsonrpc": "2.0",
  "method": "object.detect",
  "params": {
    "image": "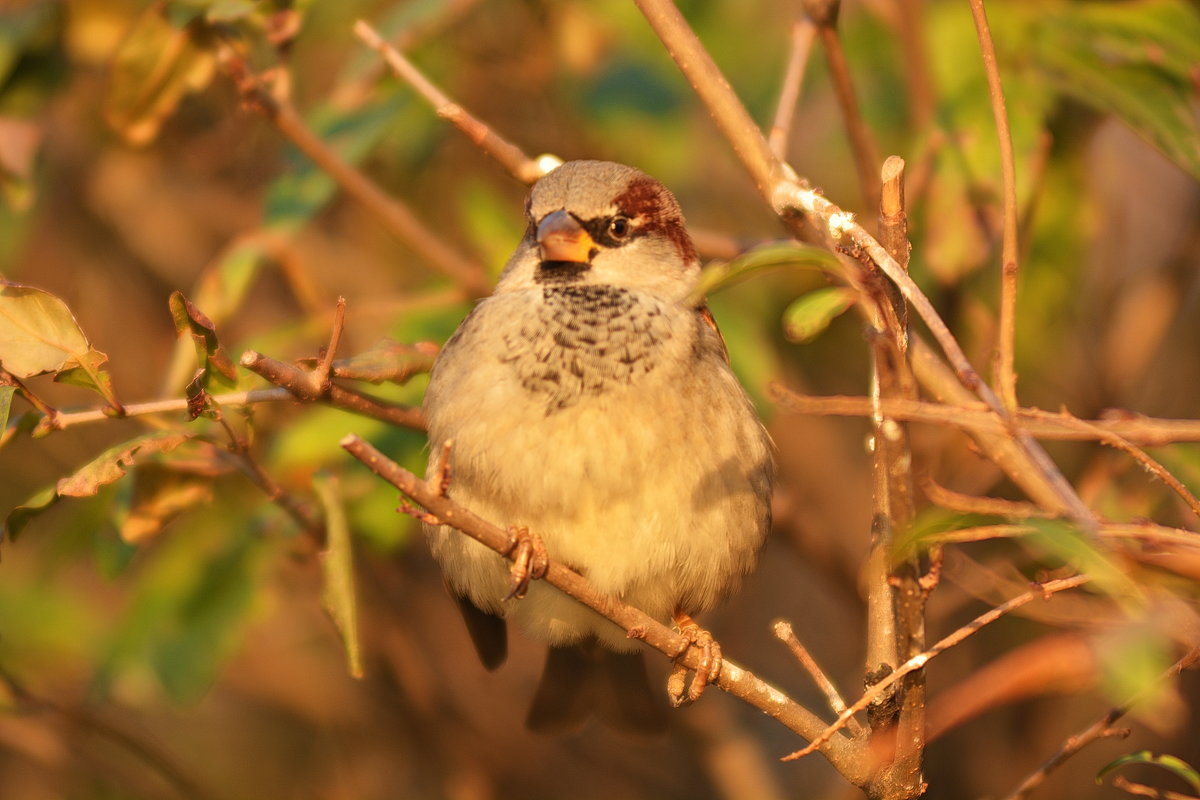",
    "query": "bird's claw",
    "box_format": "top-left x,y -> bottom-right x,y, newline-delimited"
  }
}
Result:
668,611 -> 722,707
504,526 -> 548,600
